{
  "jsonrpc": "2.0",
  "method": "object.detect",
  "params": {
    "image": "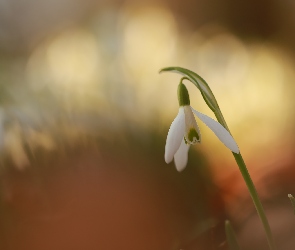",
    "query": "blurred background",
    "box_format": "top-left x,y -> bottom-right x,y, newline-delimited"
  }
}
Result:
0,0 -> 295,249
